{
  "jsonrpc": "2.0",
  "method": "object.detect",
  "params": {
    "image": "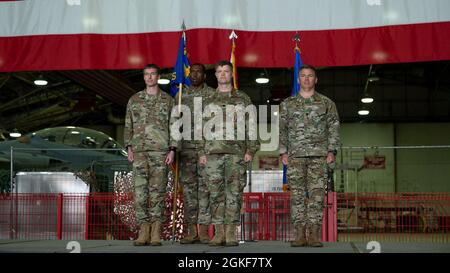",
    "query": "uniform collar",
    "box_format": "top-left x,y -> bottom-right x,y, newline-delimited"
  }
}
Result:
187,83 -> 206,94
141,88 -> 161,98
298,91 -> 320,102
216,87 -> 236,96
